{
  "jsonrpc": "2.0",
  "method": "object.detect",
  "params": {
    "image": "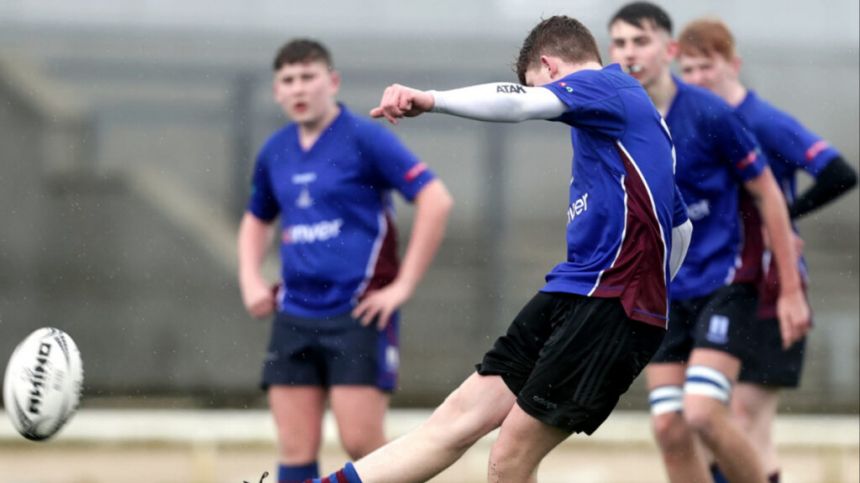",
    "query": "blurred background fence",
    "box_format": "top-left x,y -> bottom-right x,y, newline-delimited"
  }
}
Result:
0,0 -> 857,412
